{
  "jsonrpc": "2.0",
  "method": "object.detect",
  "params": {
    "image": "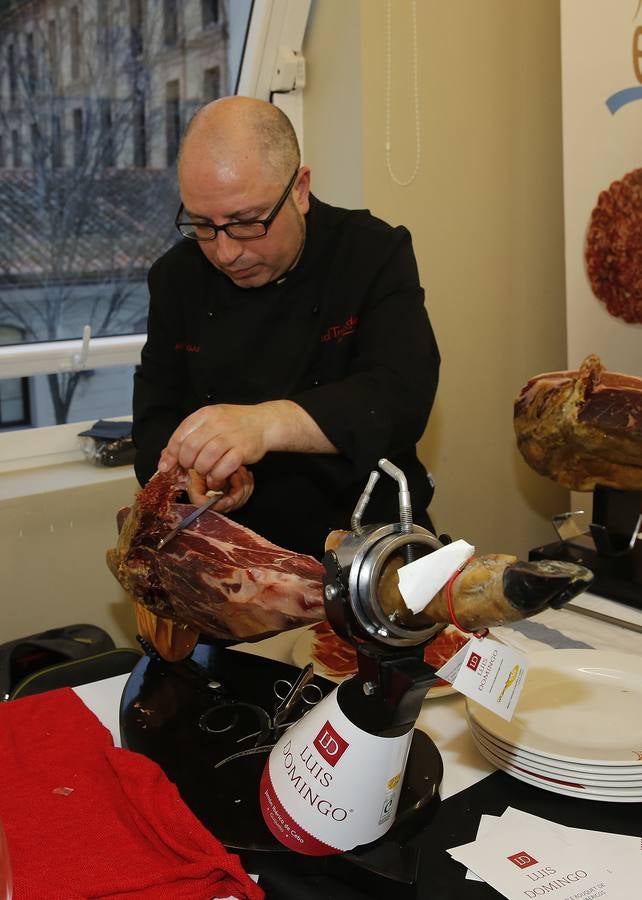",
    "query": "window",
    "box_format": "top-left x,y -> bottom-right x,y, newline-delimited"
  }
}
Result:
165,79 -> 180,166
70,7 -> 81,80
26,32 -> 37,87
0,327 -> 30,428
7,43 -> 17,105
0,0 -> 304,450
30,122 -> 41,167
47,20 -> 58,87
203,66 -> 221,101
133,93 -> 147,168
73,108 -> 84,165
130,0 -> 144,58
163,0 -> 178,47
98,3 -> 110,66
100,100 -> 115,168
202,0 -> 220,28
51,114 -> 64,168
11,130 -> 21,168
